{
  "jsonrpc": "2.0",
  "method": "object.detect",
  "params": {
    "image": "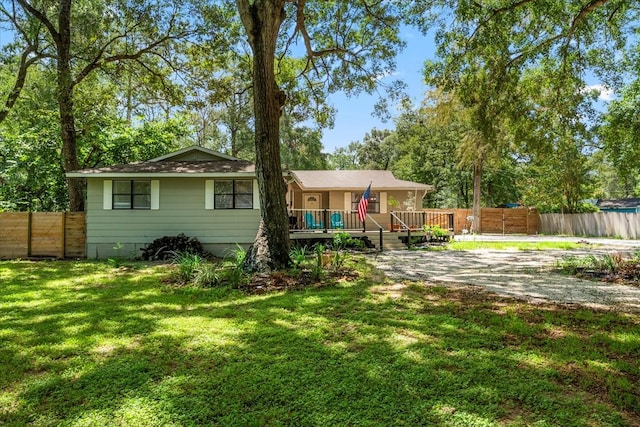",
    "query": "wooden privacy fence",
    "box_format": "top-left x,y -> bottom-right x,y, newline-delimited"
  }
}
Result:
424,208 -> 540,235
540,212 -> 640,239
0,212 -> 86,259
